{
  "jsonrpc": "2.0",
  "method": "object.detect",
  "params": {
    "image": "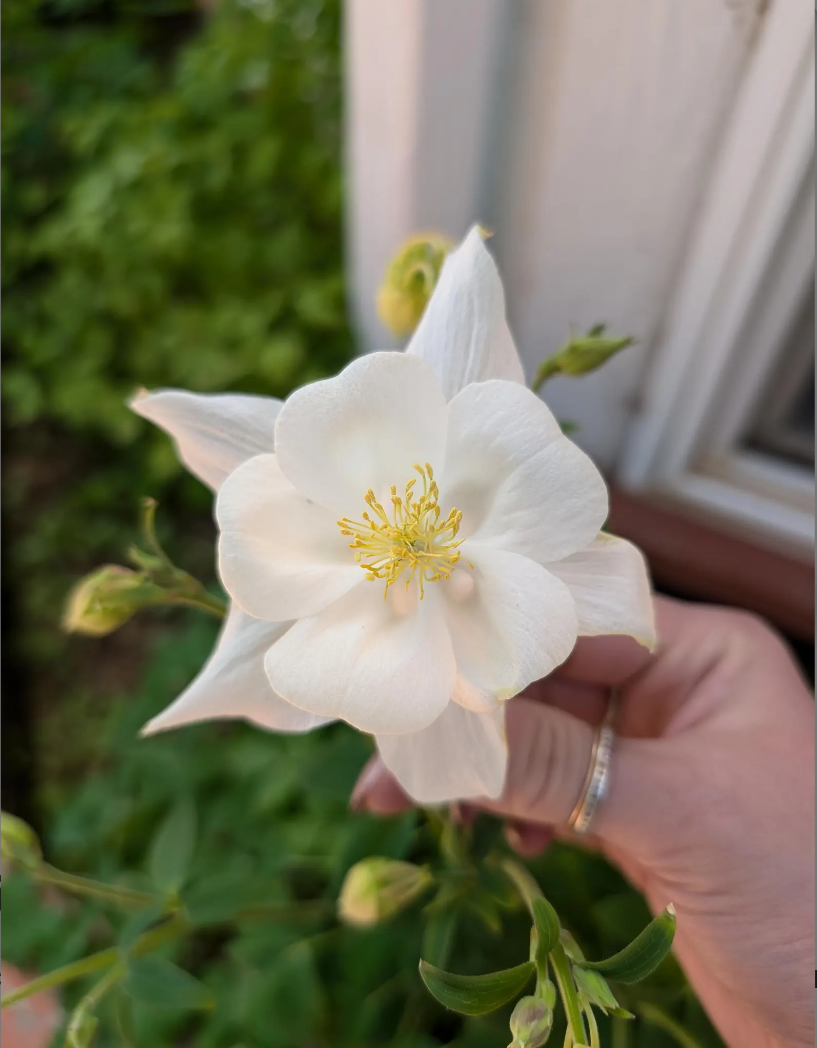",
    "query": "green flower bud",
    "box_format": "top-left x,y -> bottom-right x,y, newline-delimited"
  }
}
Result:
508,995 -> 553,1048
531,325 -> 634,391
1,810 -> 42,870
62,565 -> 157,637
338,858 -> 433,927
572,966 -> 621,1014
555,333 -> 633,377
377,232 -> 454,337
